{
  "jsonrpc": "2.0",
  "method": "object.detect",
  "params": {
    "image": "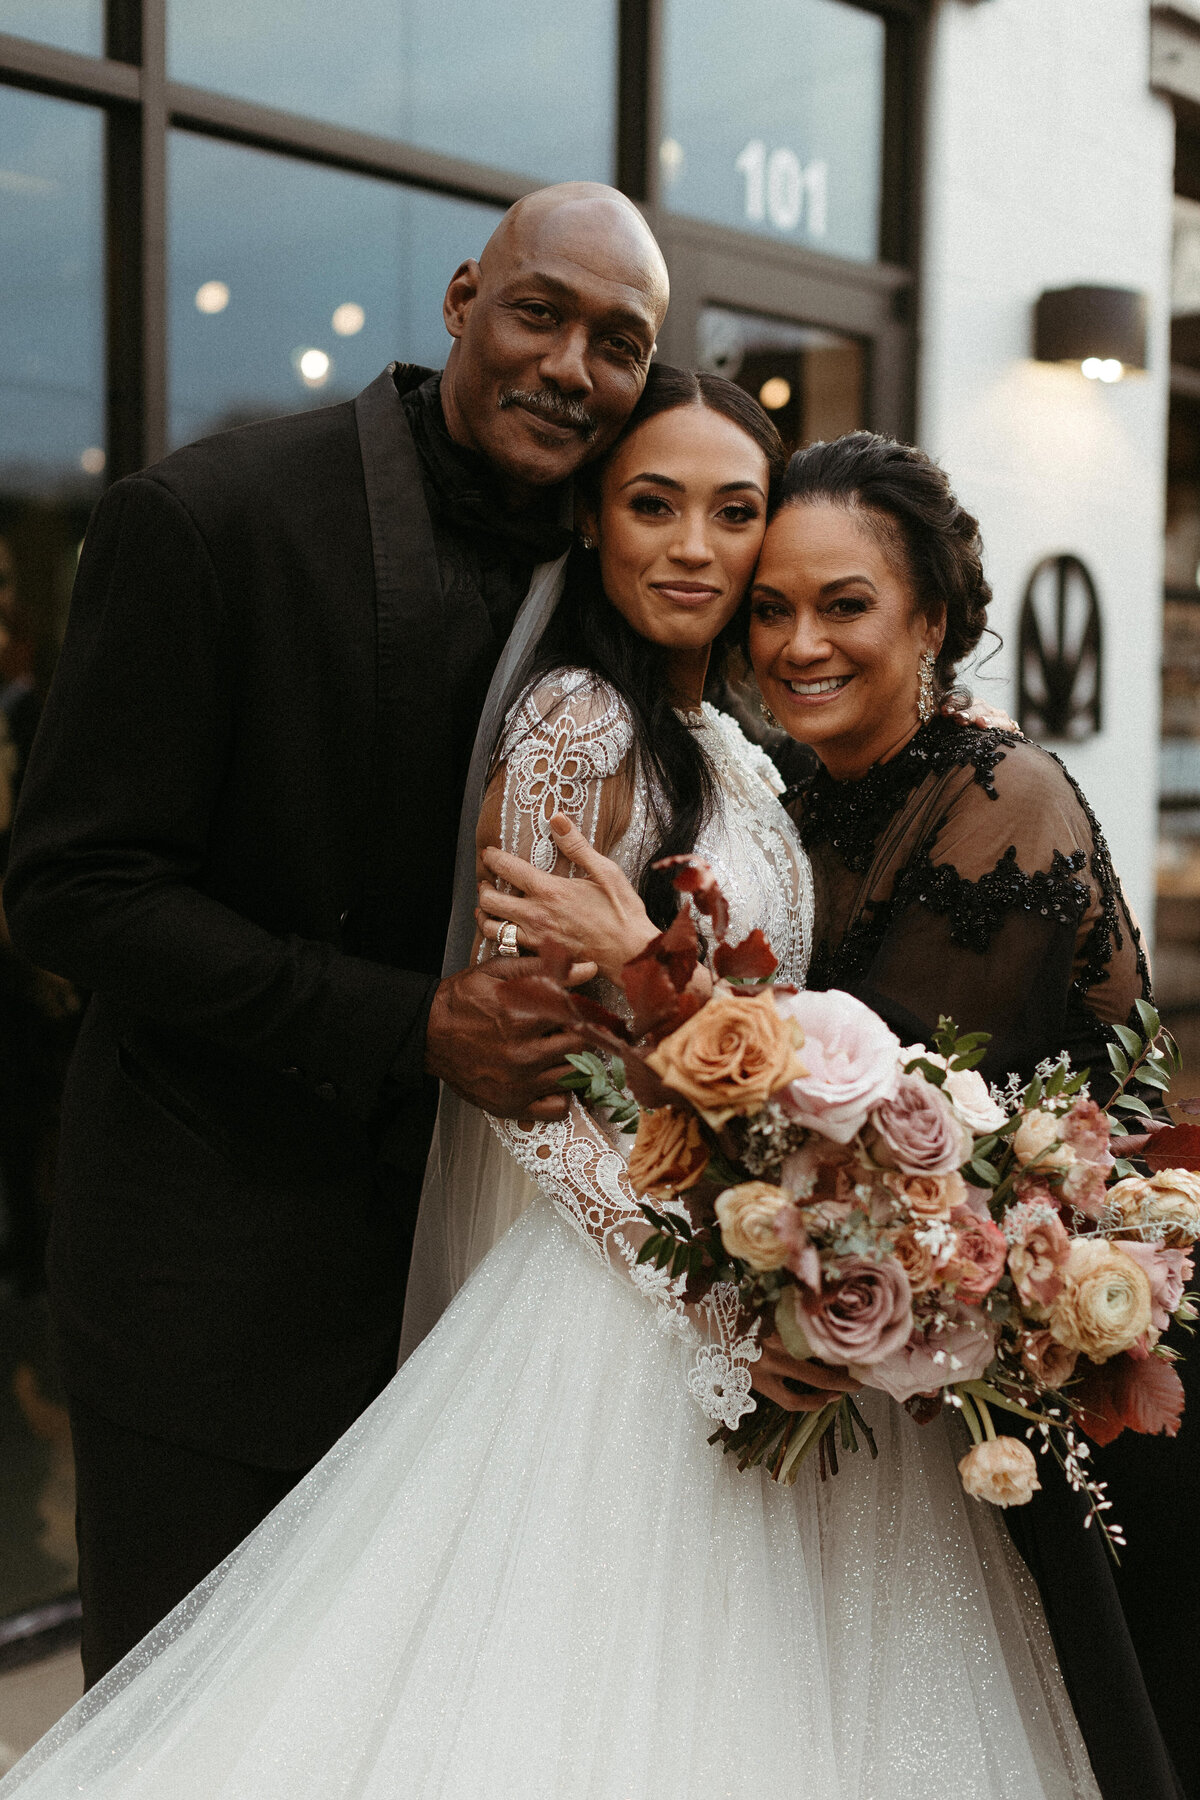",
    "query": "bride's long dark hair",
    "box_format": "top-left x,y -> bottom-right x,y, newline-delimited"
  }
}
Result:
520,364 -> 785,930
